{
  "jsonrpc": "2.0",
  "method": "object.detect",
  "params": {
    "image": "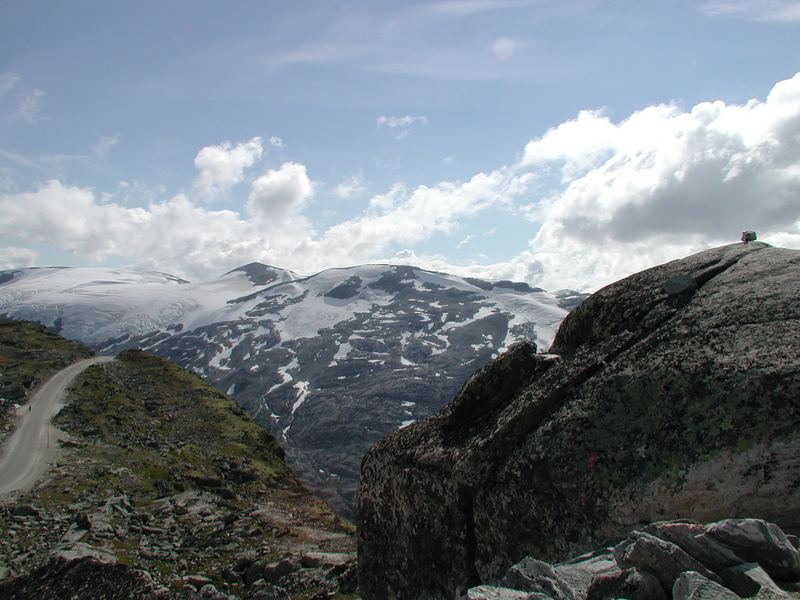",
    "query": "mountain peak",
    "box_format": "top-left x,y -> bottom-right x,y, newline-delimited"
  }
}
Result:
224,262 -> 297,286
